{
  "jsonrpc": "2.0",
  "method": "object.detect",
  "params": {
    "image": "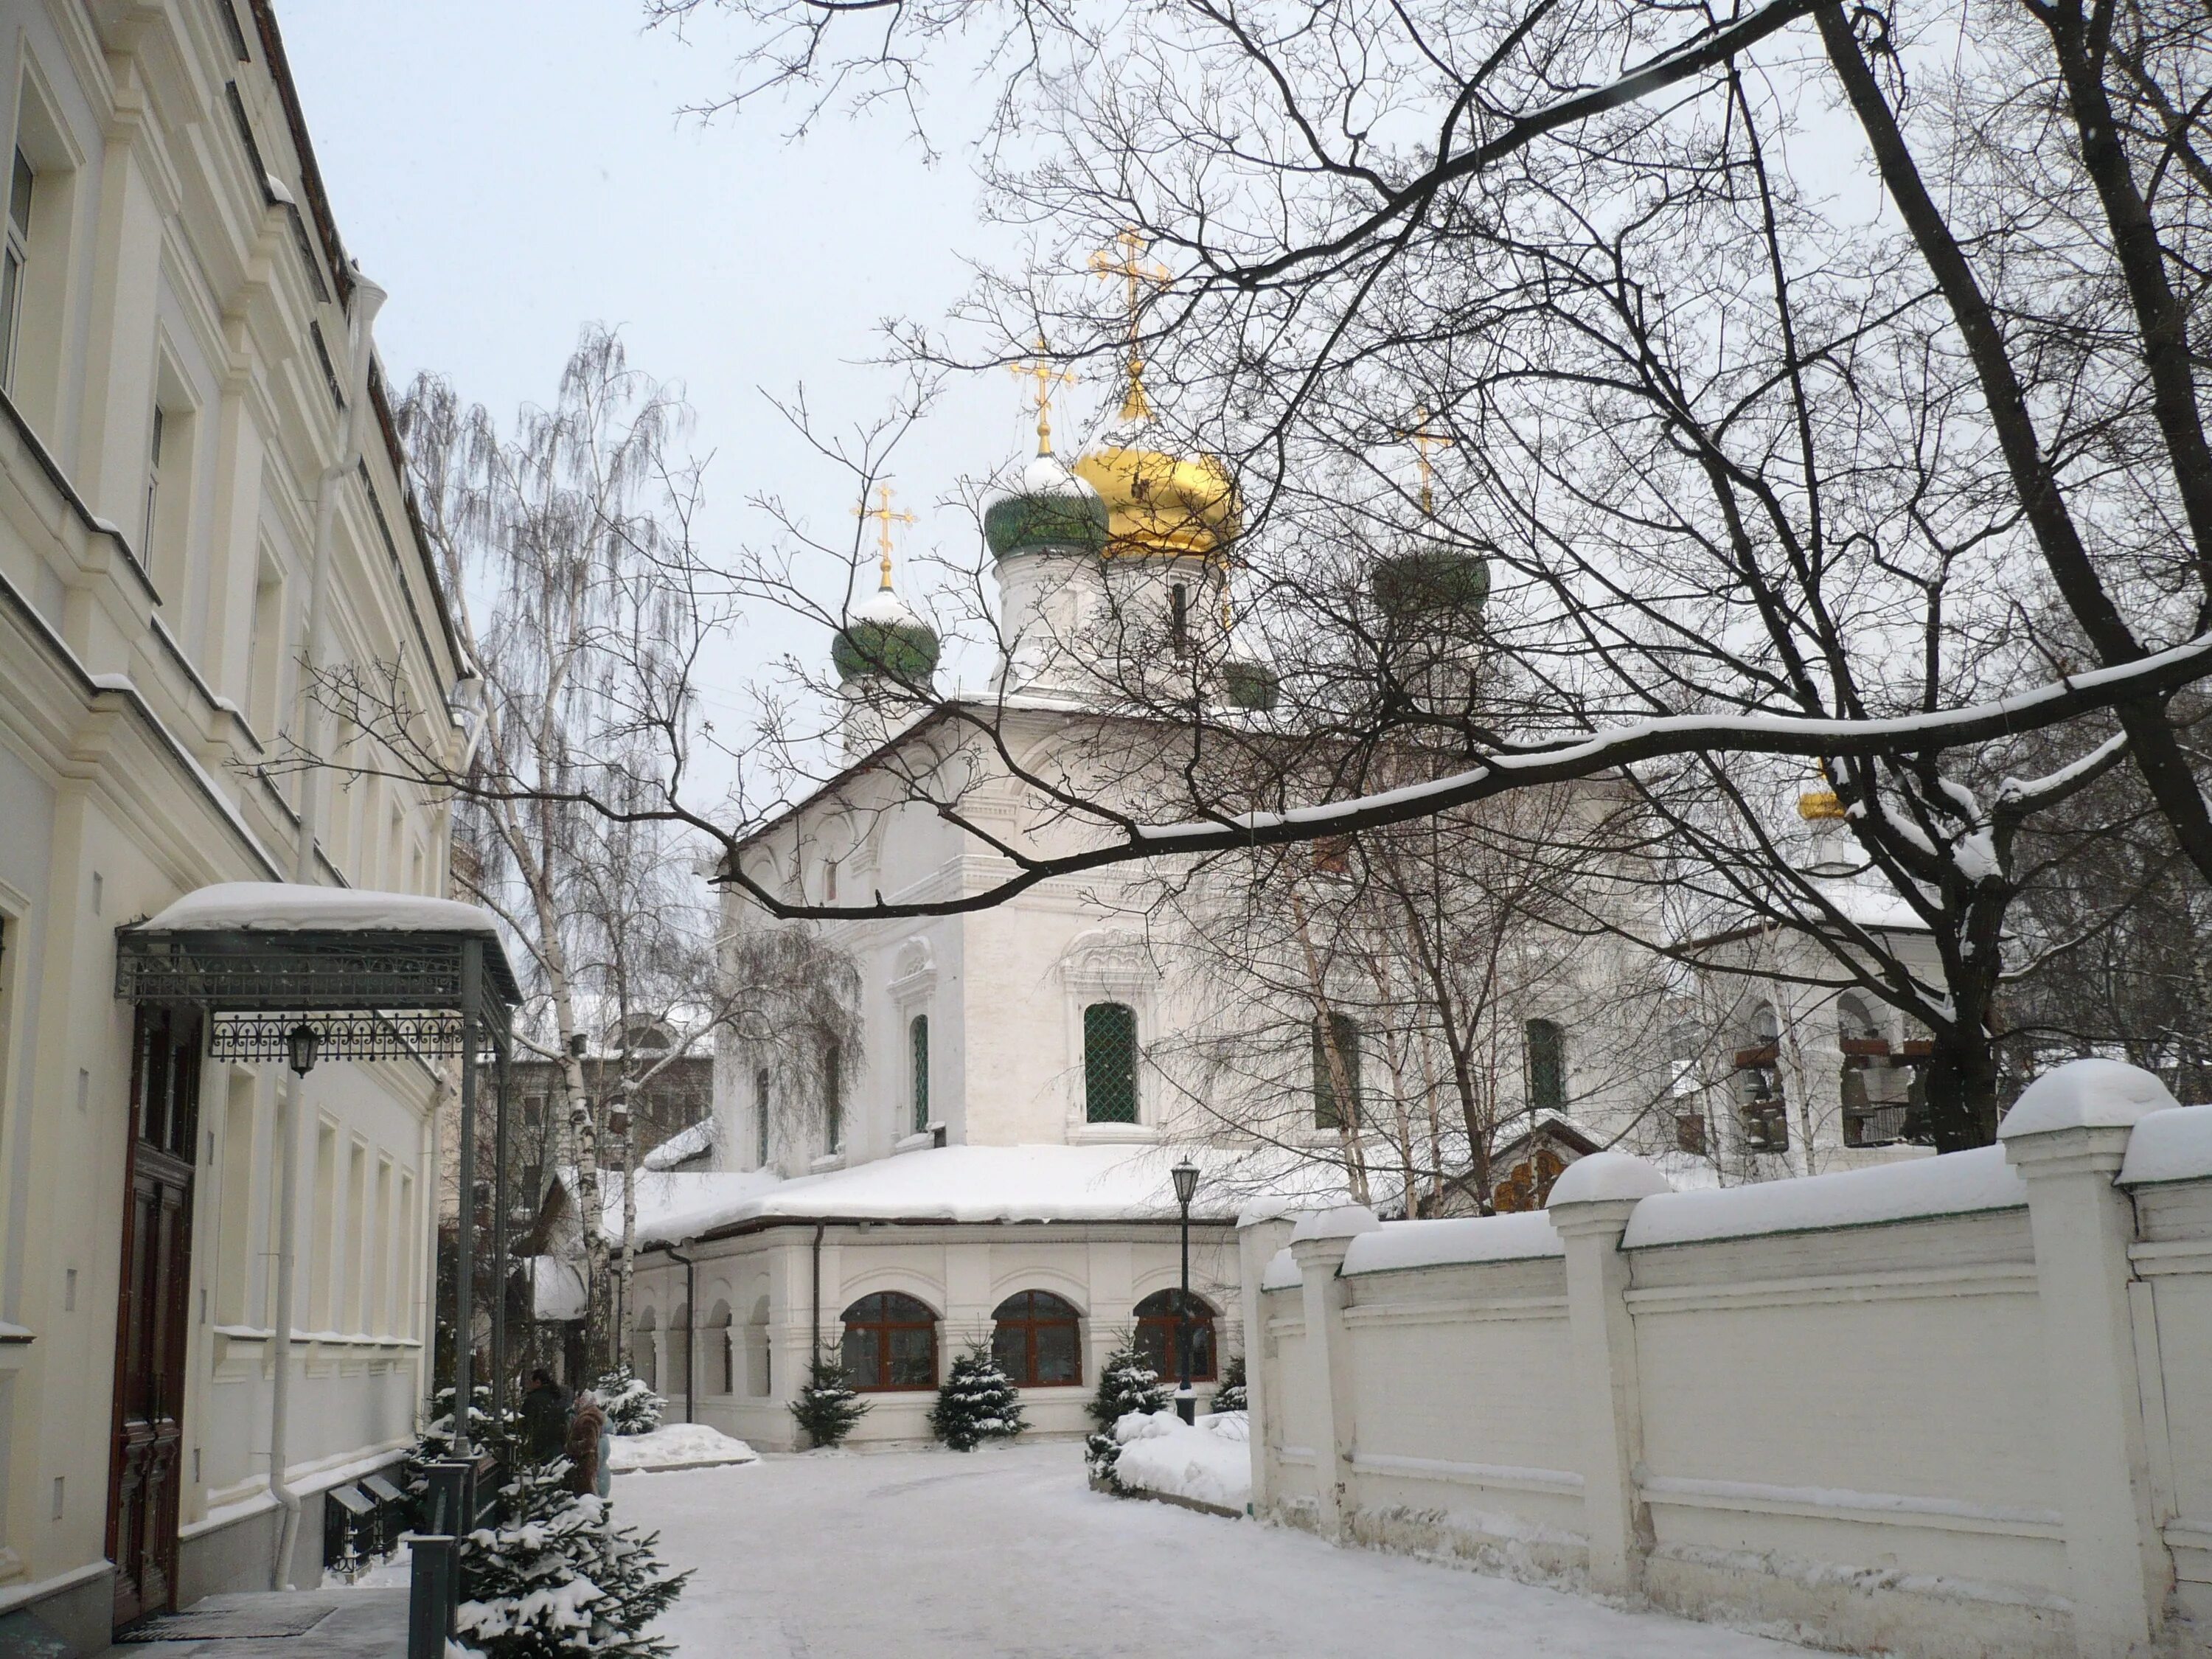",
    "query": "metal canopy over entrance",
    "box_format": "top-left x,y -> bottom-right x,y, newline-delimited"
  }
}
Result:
114,885 -> 525,1479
